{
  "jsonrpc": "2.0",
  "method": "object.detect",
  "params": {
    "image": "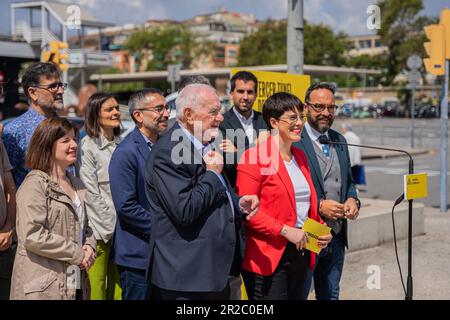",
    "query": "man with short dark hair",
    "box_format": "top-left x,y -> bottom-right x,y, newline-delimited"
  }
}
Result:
220,71 -> 268,188
2,62 -> 65,187
109,88 -> 169,300
294,82 -> 360,300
